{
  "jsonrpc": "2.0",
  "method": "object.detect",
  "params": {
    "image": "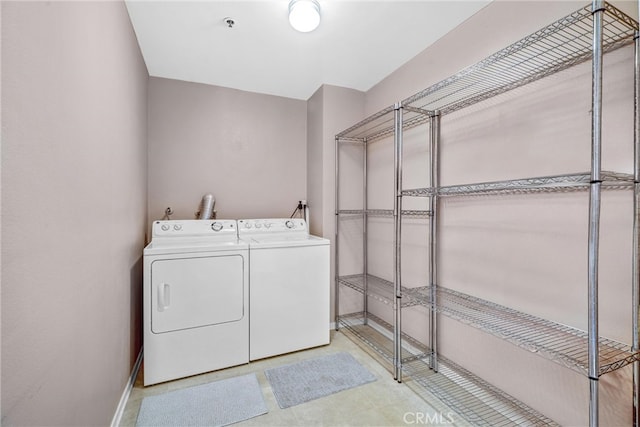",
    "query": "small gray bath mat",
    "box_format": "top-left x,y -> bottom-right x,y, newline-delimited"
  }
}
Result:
135,373 -> 267,427
264,352 -> 376,409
